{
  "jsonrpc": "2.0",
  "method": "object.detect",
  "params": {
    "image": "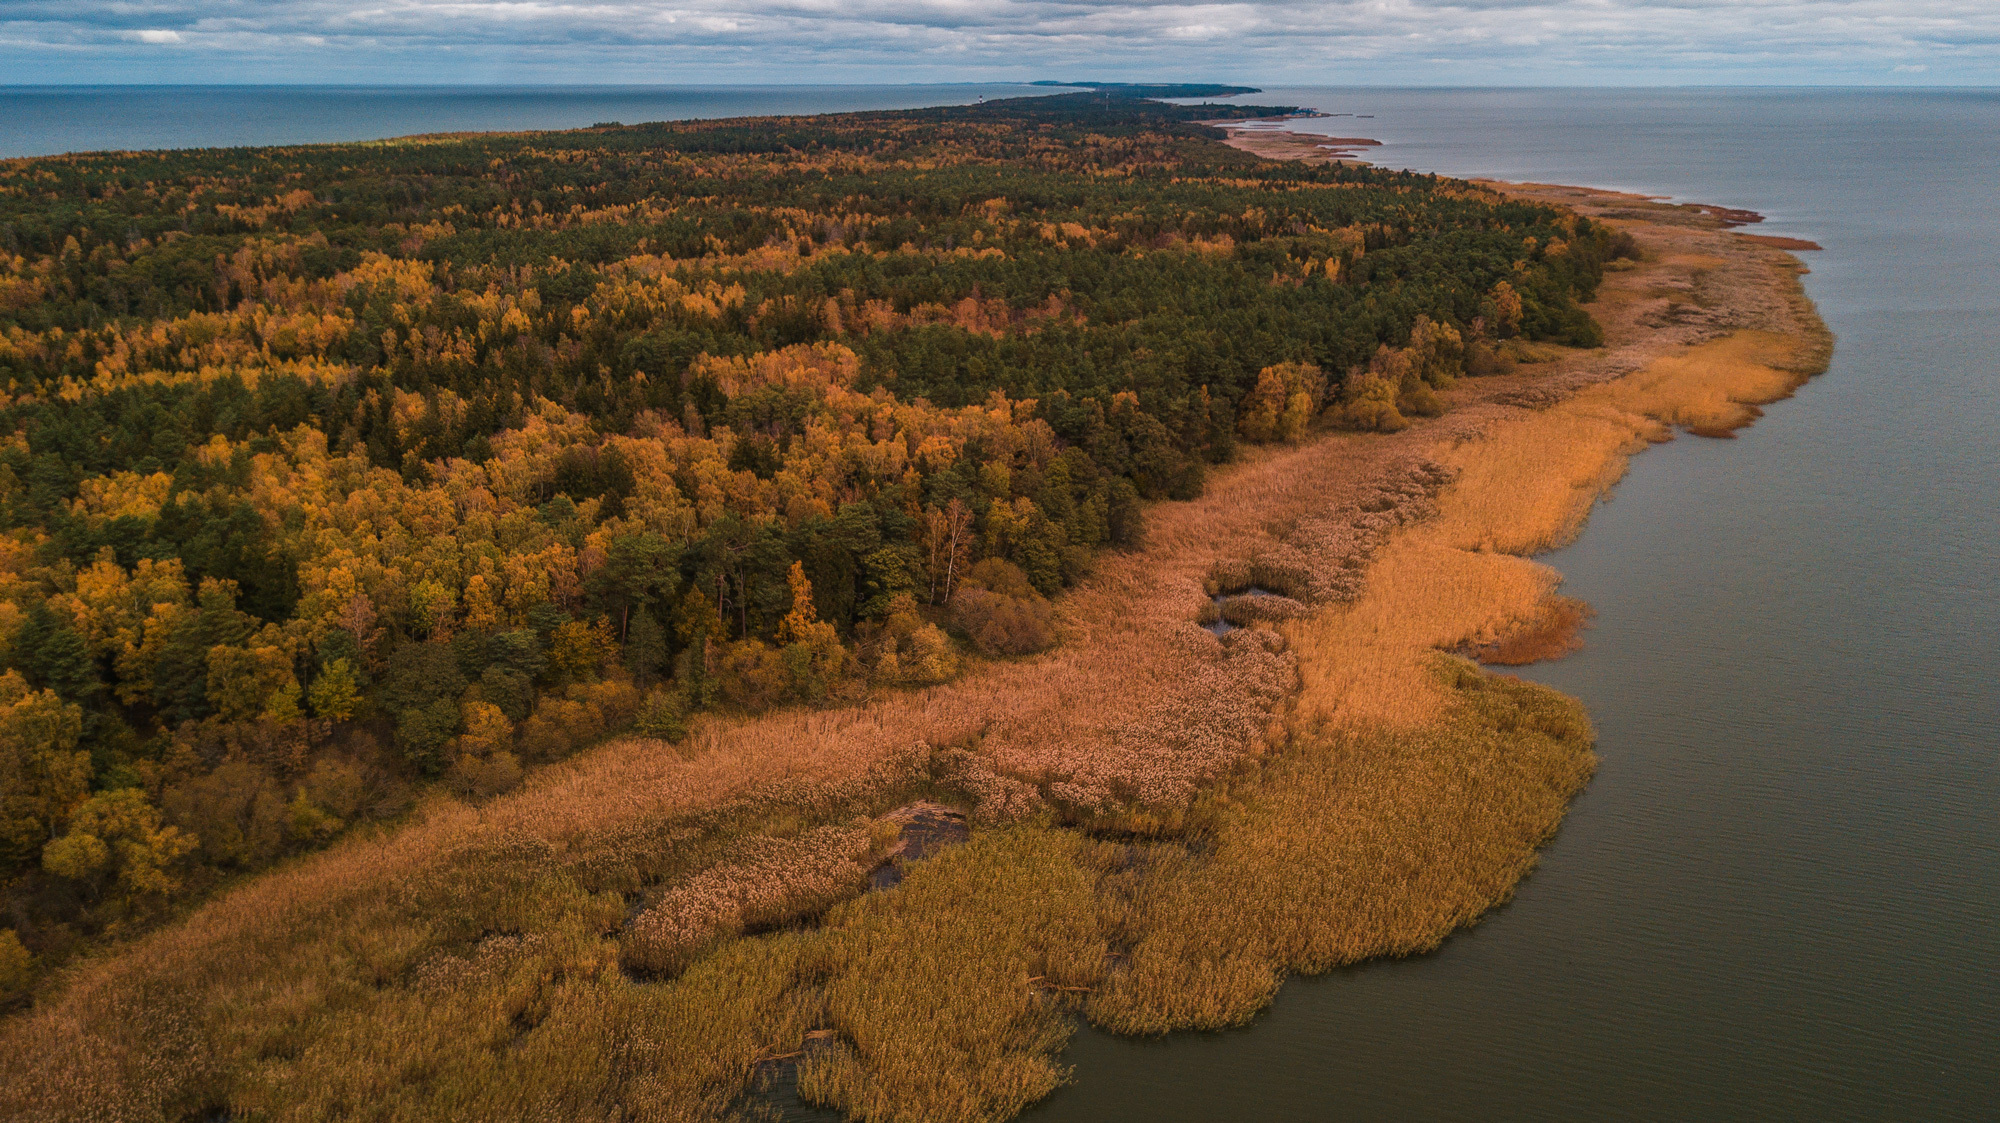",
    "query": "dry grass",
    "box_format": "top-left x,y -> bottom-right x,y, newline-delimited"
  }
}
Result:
622,821 -> 896,978
1089,661 -> 1596,1034
792,829 -> 1108,1121
0,191 -> 1832,1122
1287,531 -> 1560,730
1291,326 -> 1827,730
1471,597 -> 1596,665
